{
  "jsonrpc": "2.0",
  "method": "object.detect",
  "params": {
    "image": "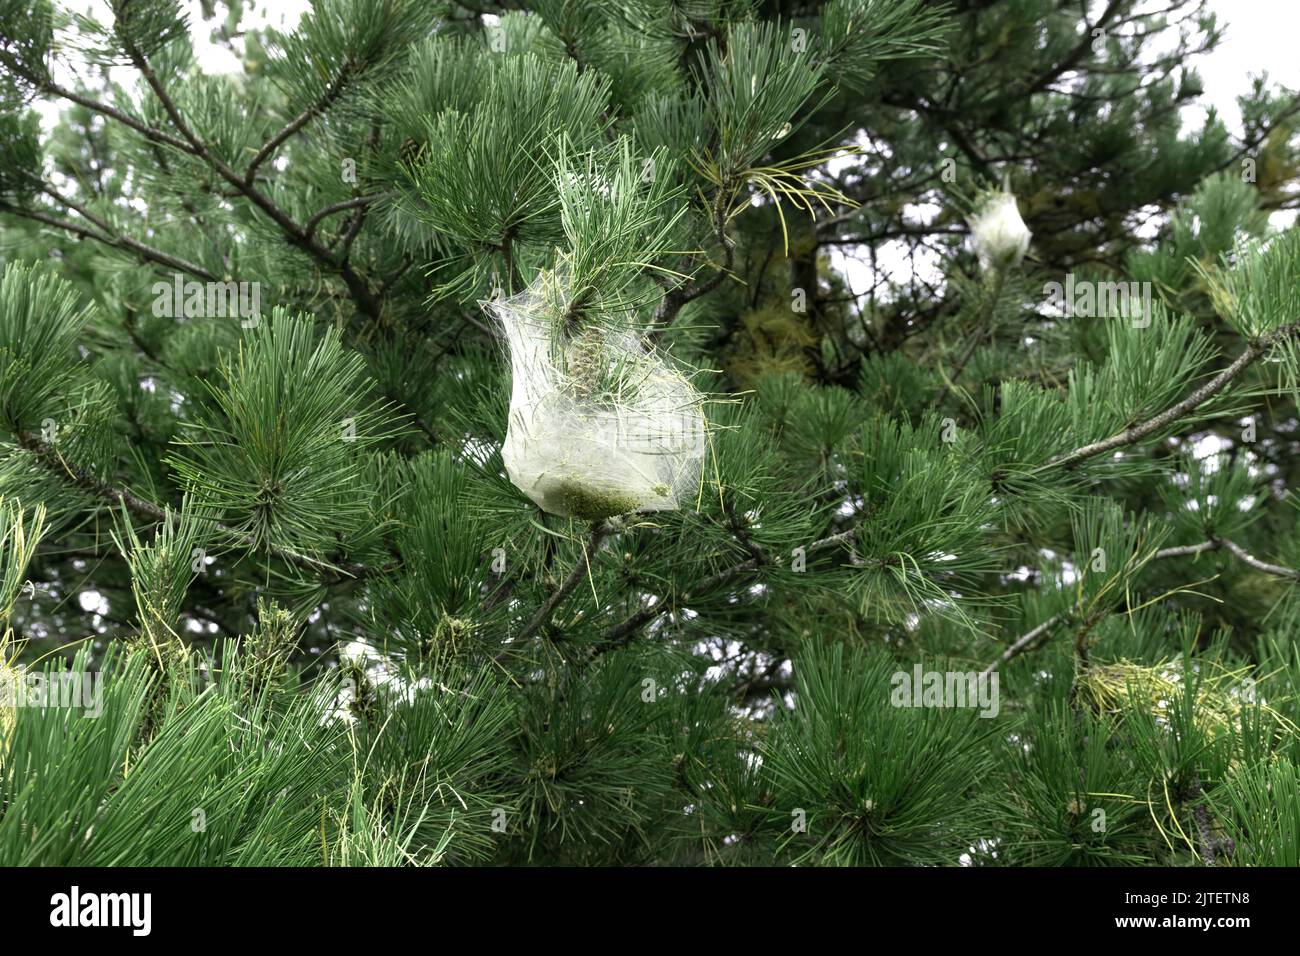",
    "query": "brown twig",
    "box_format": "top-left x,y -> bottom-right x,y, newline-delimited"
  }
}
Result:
304,194 -> 387,243
122,40 -> 384,320
244,67 -> 355,184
